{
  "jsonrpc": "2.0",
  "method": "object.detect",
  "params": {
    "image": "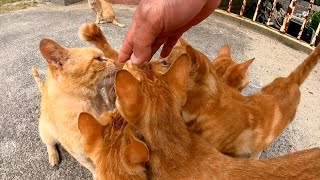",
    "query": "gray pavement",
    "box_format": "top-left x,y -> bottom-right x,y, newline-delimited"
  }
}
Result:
0,2 -> 319,180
